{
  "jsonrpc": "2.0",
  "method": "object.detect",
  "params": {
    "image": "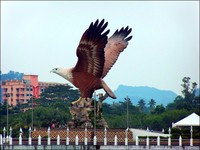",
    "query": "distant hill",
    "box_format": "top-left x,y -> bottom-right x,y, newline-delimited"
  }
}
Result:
106,85 -> 177,106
